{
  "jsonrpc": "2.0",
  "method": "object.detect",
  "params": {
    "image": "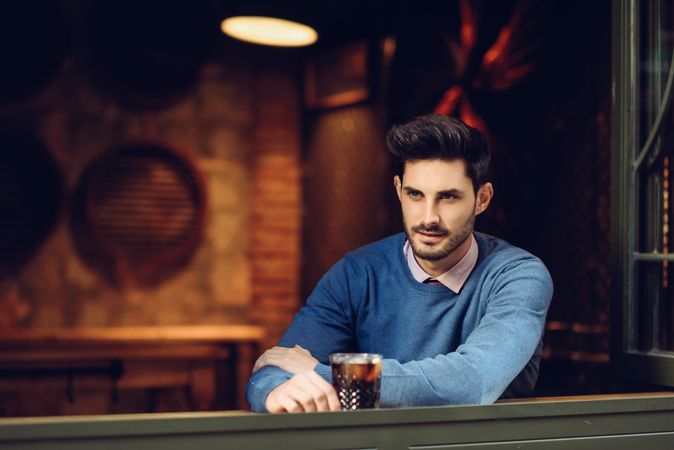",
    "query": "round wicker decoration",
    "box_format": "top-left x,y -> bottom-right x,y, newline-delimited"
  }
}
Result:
72,142 -> 206,287
0,1 -> 67,102
85,0 -> 214,110
0,134 -> 63,277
